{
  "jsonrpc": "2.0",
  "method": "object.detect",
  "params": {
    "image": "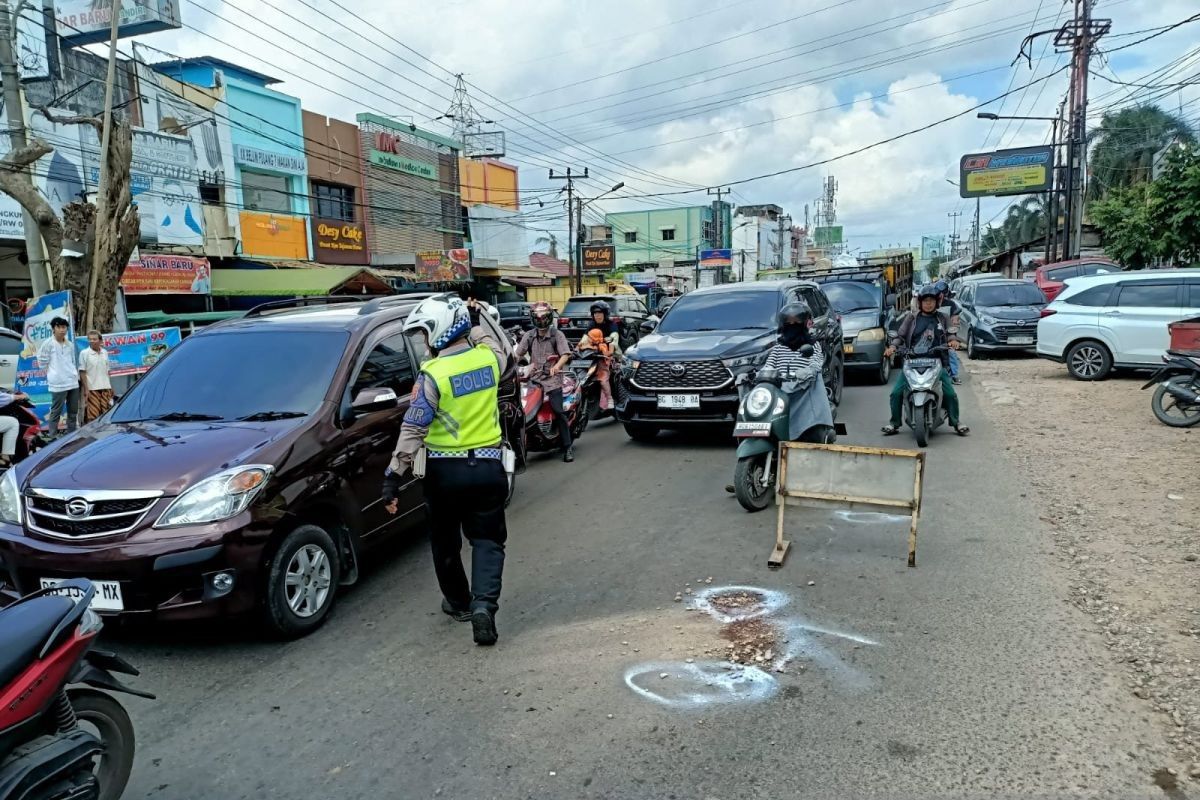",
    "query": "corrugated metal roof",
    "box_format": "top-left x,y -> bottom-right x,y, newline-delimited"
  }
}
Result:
211,267 -> 391,296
